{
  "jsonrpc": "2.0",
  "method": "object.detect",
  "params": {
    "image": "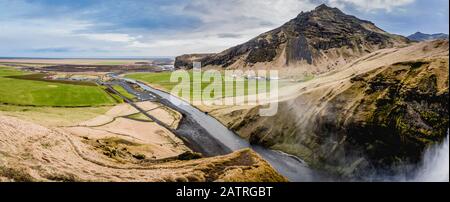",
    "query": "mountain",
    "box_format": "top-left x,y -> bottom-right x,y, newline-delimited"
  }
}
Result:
408,32 -> 449,41
175,4 -> 410,74
173,3 -> 448,178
